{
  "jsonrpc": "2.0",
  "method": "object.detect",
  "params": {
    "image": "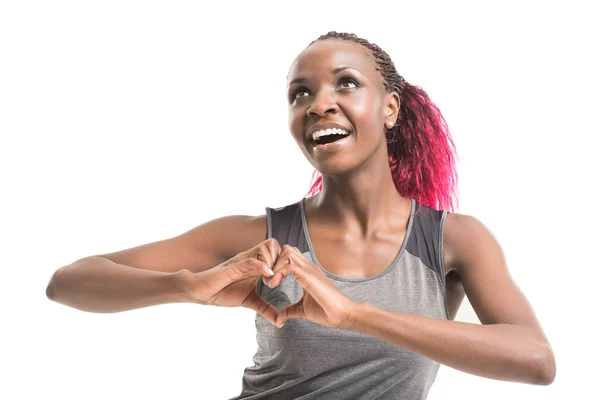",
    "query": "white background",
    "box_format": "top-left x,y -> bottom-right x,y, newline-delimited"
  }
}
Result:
1,1 -> 598,399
